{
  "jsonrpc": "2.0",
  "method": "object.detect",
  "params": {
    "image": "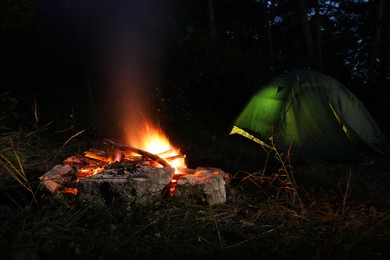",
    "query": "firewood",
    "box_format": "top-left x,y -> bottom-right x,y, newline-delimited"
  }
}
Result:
63,155 -> 102,167
156,149 -> 175,156
83,151 -> 111,163
164,154 -> 186,161
102,139 -> 171,168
